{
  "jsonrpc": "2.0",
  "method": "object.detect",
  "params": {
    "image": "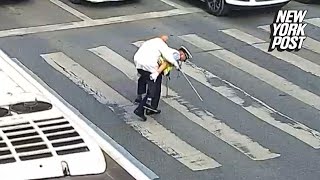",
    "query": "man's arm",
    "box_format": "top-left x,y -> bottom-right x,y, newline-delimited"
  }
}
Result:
149,58 -> 169,82
156,40 -> 180,69
157,61 -> 169,74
